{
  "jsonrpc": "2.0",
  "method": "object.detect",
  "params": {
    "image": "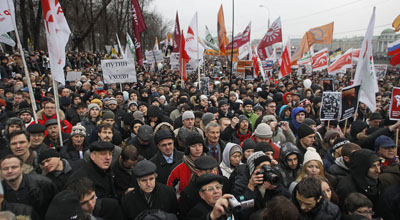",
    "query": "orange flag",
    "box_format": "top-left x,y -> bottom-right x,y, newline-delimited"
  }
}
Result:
217,5 -> 229,55
291,33 -> 310,65
306,22 -> 334,46
393,14 -> 400,32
